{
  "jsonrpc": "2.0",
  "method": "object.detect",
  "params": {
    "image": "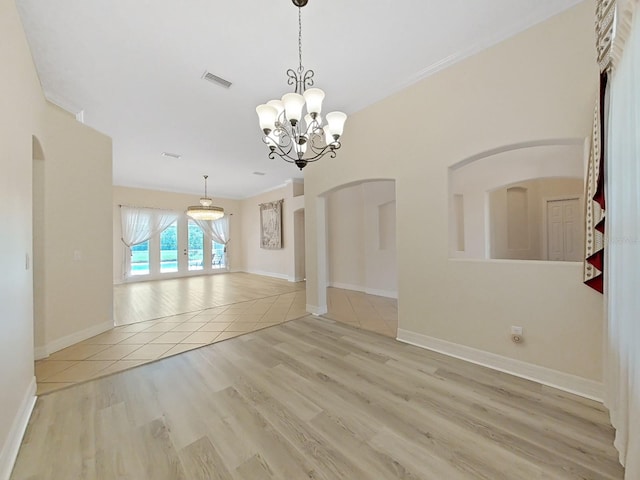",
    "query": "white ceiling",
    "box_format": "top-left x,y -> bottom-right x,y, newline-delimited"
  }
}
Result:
16,0 -> 582,199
